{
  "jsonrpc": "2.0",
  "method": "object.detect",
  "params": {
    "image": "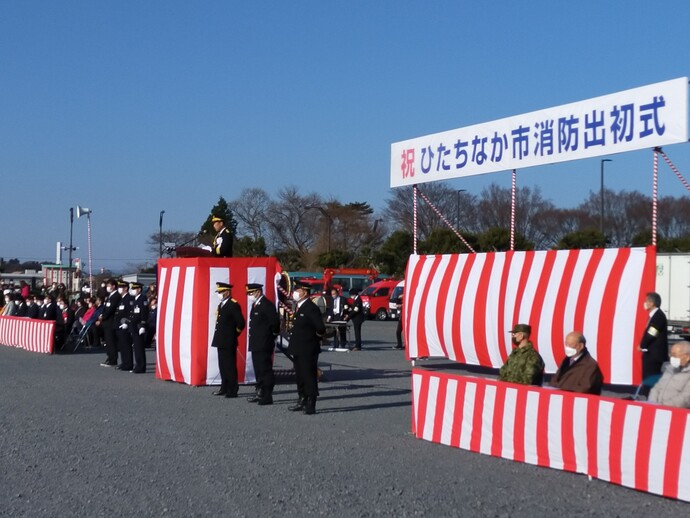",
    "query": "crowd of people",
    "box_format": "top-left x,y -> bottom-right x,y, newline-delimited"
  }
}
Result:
496,291 -> 690,409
